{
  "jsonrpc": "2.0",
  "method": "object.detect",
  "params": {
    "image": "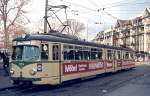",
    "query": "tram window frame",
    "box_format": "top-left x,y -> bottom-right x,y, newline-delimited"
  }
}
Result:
117,51 -> 121,59
83,51 -> 90,60
75,50 -> 83,60
68,50 -> 75,60
97,49 -> 103,59
123,52 -> 126,59
63,45 -> 75,60
64,50 -> 68,60
130,52 -> 134,59
52,45 -> 59,60
63,45 -> 103,60
41,44 -> 49,60
125,52 -> 129,59
113,50 -> 116,59
91,48 -> 96,60
107,49 -> 113,60
91,51 -> 97,60
91,48 -> 102,60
